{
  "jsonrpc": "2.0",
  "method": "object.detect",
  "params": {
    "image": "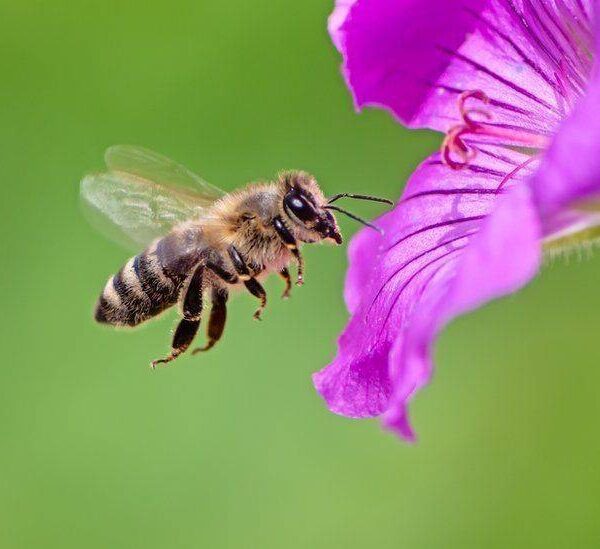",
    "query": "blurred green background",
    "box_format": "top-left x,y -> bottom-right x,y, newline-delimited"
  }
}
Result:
2,1 -> 600,547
